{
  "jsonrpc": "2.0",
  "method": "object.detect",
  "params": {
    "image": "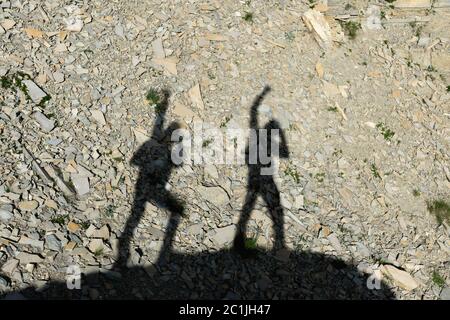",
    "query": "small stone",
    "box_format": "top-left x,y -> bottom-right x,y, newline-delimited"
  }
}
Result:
90,110 -> 106,126
302,9 -> 332,48
93,225 -> 109,240
365,121 -> 376,129
114,24 -> 124,37
18,200 -> 39,211
152,57 -> 178,75
64,241 -> 76,251
54,43 -> 67,53
280,194 -> 292,210
132,56 -> 140,67
204,164 -> 219,180
187,223 -> 203,235
152,37 -> 165,59
322,226 -> 331,237
85,224 -> 96,237
67,221 -> 81,233
88,239 -> 104,253
34,112 -> 55,132
25,264 -> 35,273
18,236 -> 44,250
356,242 -> 371,257
0,208 -> 13,222
45,234 -> 62,251
293,195 -> 304,209
1,19 -> 16,30
327,233 -> 343,252
16,252 -> 44,265
199,186 -> 229,206
173,101 -> 196,119
1,259 -> 19,274
316,62 -> 324,79
71,175 -> 90,196
322,81 -> 340,98
66,17 -> 83,32
133,128 -> 150,145
36,73 -> 47,84
148,226 -> 165,239
23,28 -> 44,38
381,265 -> 419,291
112,85 -> 125,97
440,287 -> 450,300
45,199 -> 58,210
211,225 -> 236,246
417,37 -> 430,47
53,71 -> 64,83
22,80 -> 47,103
188,83 -> 205,110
